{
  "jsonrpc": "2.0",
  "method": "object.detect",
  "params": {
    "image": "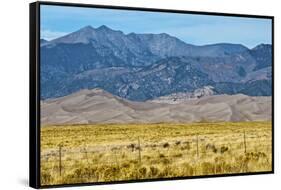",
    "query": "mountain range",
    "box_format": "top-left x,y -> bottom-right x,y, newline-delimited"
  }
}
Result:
41,25 -> 272,101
